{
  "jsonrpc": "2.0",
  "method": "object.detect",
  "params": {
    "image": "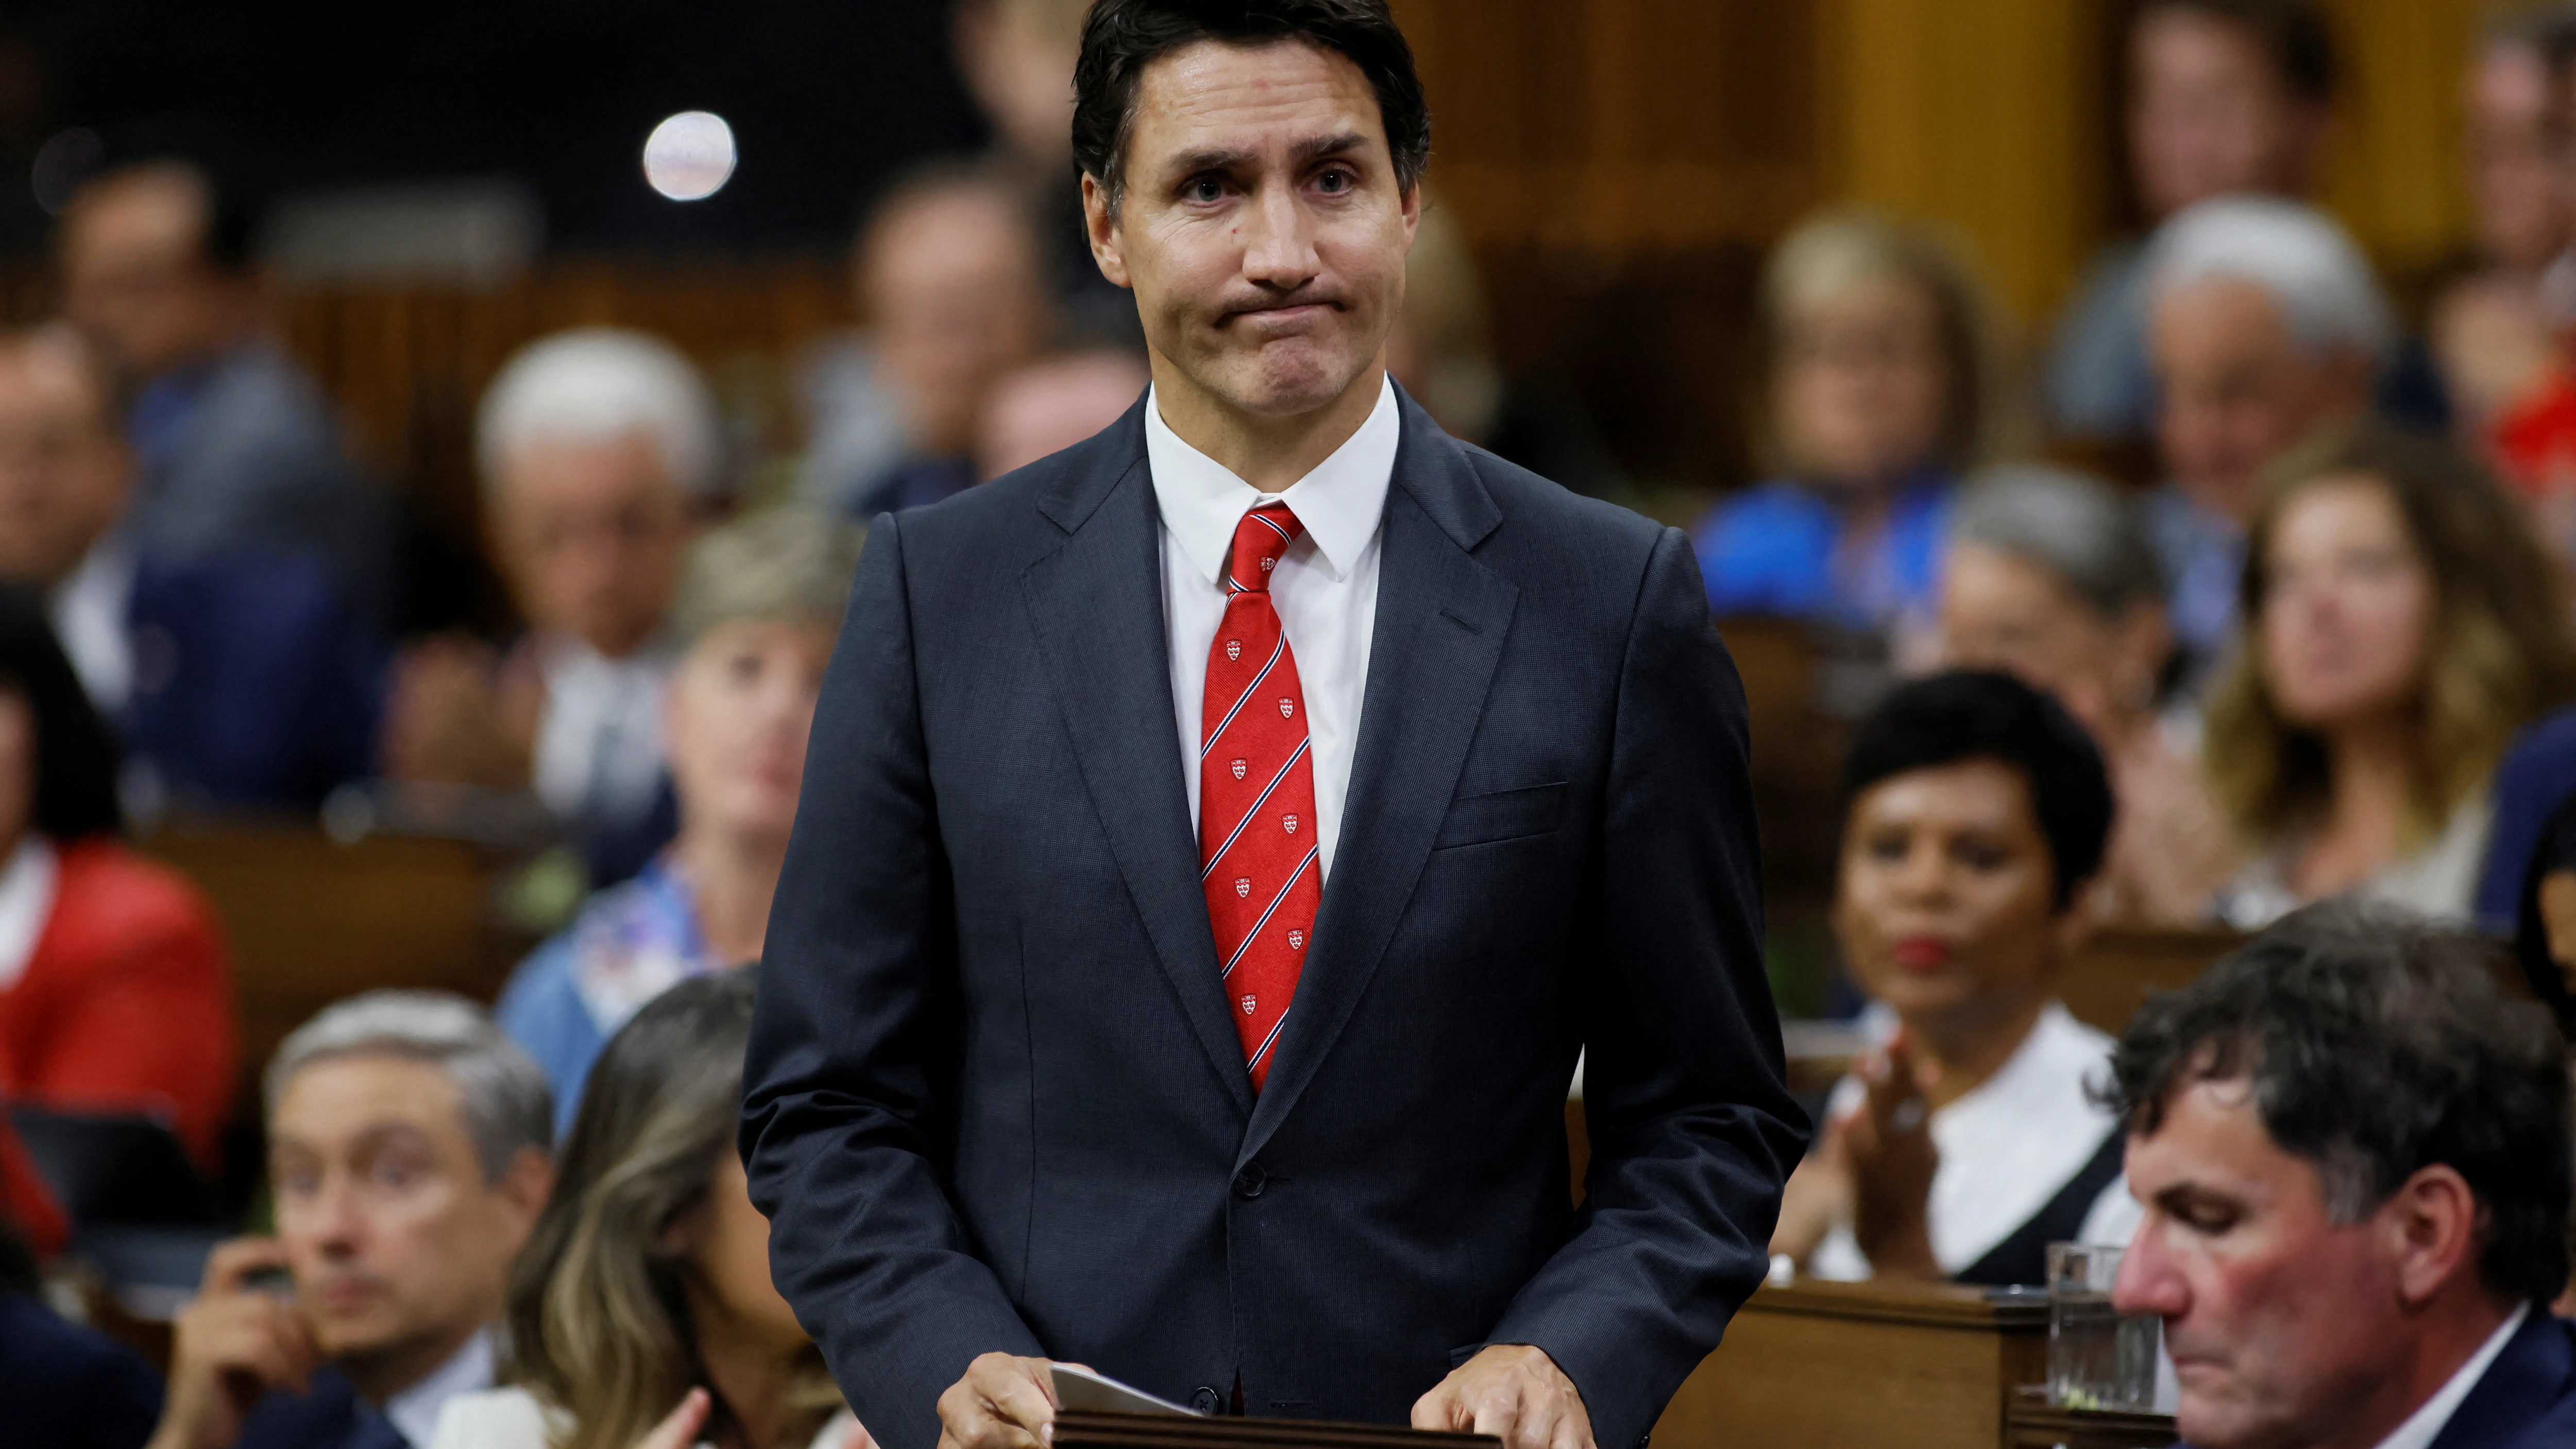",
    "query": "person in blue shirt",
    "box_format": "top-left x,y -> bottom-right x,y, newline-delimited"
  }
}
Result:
498,507 -> 863,1134
1695,209 -> 2002,652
